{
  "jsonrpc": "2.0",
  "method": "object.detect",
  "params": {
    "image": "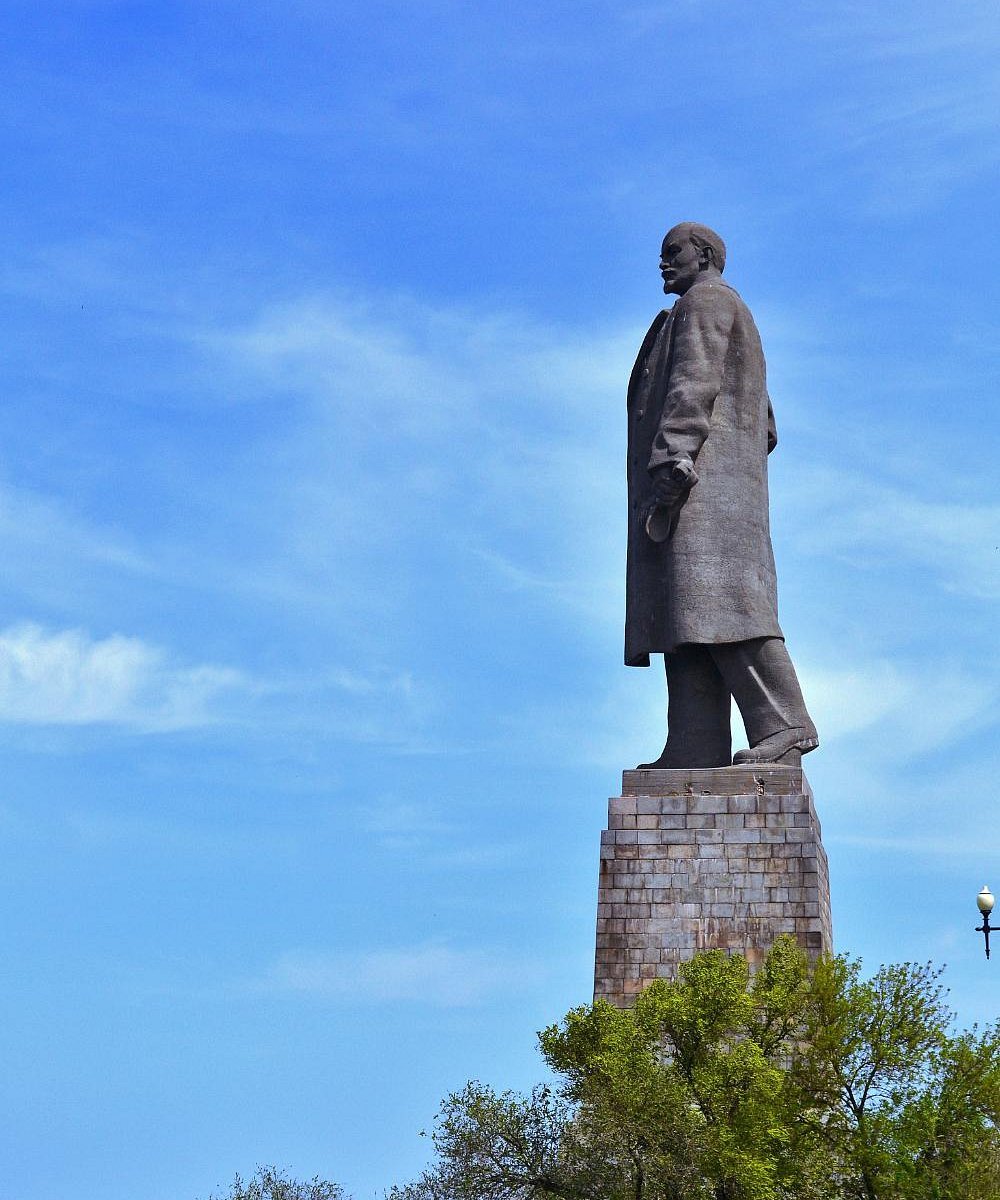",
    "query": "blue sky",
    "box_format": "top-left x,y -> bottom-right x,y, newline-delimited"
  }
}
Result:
1,1 -> 999,1196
